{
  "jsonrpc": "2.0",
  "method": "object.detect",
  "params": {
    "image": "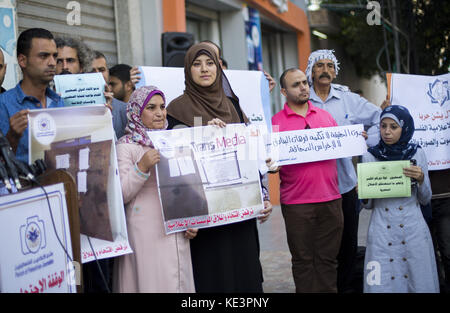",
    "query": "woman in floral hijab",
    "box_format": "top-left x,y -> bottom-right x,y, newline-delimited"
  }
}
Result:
118,85 -> 167,146
114,86 -> 197,293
